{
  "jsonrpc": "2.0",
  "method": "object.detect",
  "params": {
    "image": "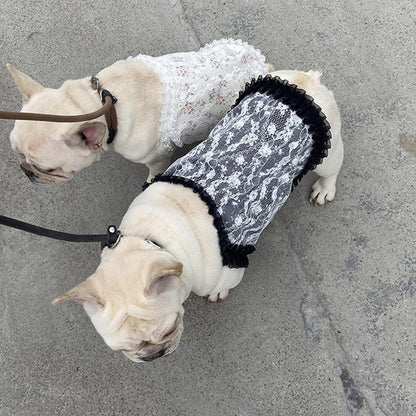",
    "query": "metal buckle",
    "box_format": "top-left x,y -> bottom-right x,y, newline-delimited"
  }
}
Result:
105,225 -> 121,249
91,76 -> 100,91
